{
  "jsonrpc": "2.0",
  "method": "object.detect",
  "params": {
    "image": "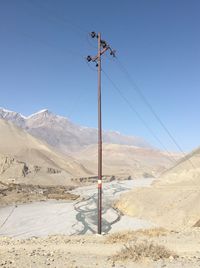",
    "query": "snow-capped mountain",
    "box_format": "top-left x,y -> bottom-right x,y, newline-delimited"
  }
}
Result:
0,108 -> 26,128
0,108 -> 151,152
